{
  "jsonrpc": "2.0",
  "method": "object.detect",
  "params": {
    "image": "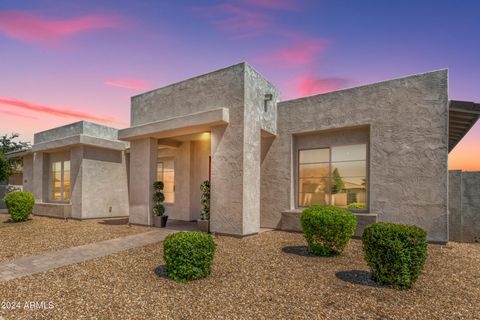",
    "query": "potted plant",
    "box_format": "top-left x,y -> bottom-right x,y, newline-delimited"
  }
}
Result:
197,180 -> 210,232
152,181 -> 168,228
